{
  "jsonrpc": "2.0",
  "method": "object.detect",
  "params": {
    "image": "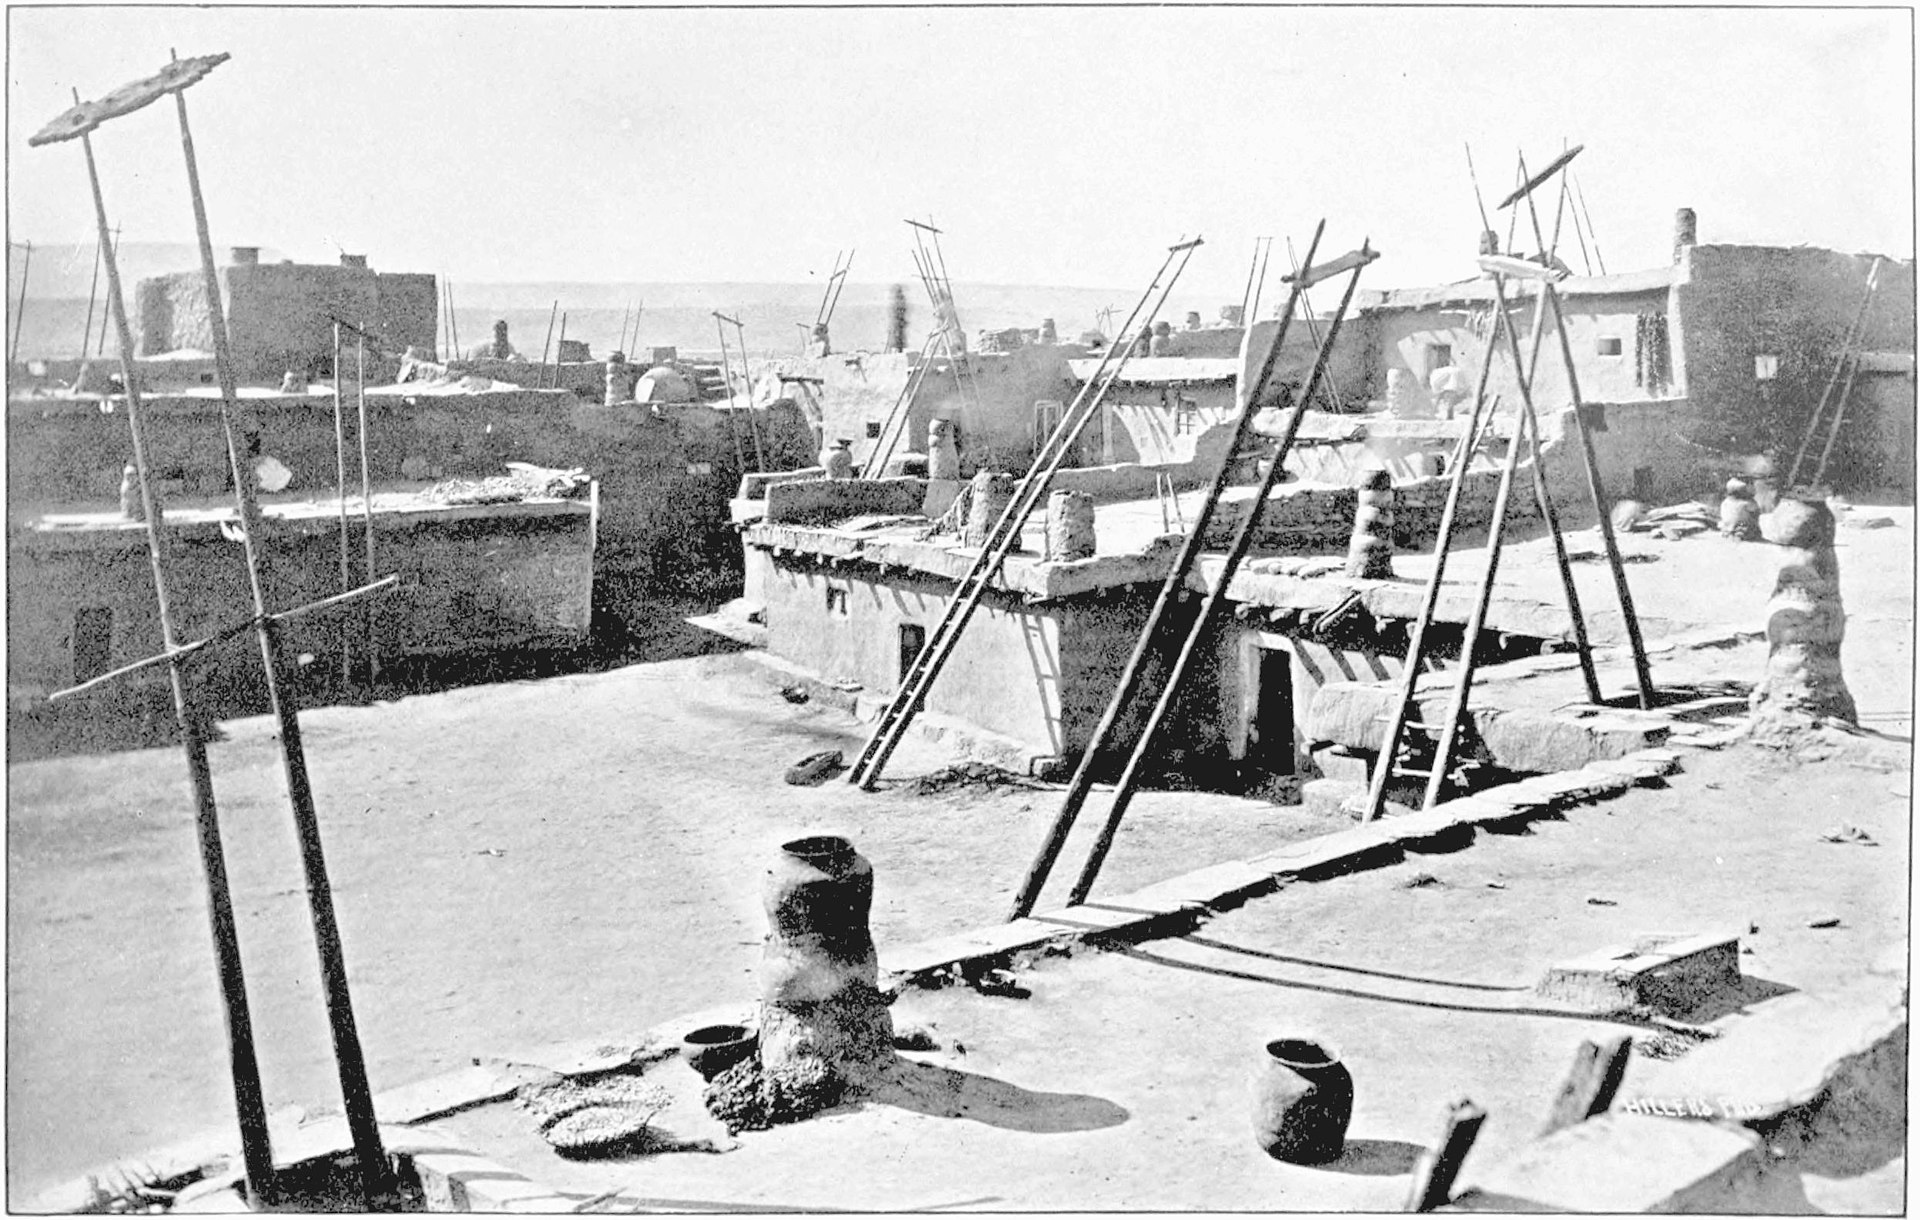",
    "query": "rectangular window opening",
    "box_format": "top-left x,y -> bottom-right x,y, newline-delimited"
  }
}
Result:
825,582 -> 850,616
1597,337 -> 1623,357
898,623 -> 927,685
1755,353 -> 1780,381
